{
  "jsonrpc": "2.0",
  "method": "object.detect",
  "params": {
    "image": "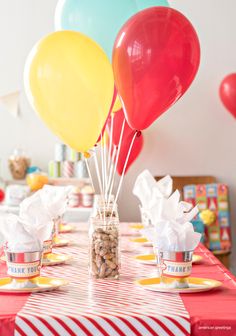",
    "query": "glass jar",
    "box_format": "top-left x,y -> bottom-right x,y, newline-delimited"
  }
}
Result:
89,217 -> 120,279
94,194 -> 115,206
91,195 -> 118,220
8,148 -> 30,180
